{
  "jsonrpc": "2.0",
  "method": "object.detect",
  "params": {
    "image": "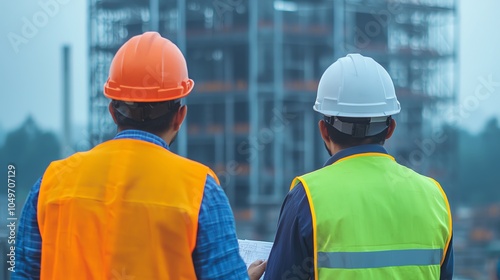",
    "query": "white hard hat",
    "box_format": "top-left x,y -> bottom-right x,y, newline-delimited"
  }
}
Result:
314,53 -> 401,118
